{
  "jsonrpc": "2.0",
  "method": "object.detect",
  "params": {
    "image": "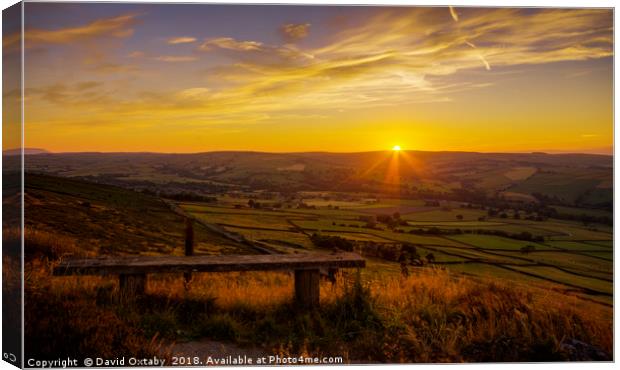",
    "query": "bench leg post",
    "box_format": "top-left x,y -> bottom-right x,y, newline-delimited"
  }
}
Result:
184,218 -> 194,289
295,269 -> 320,309
119,274 -> 147,300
